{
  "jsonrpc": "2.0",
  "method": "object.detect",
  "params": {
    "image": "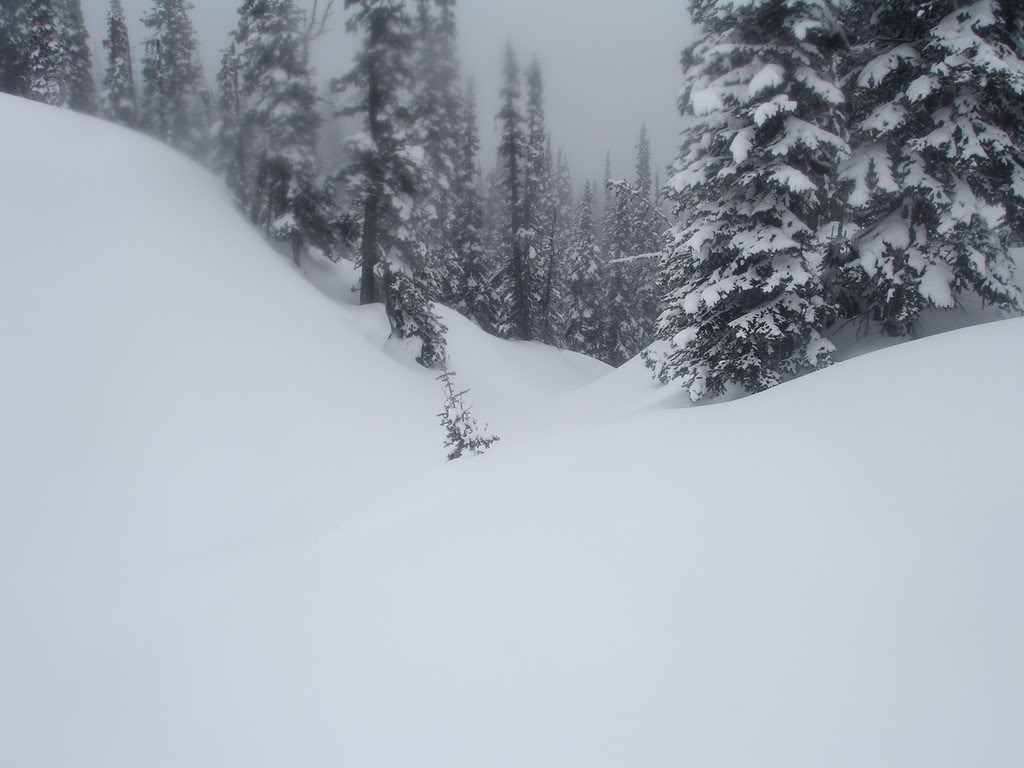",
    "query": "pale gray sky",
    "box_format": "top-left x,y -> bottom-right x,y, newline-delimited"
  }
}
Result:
82,0 -> 695,187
